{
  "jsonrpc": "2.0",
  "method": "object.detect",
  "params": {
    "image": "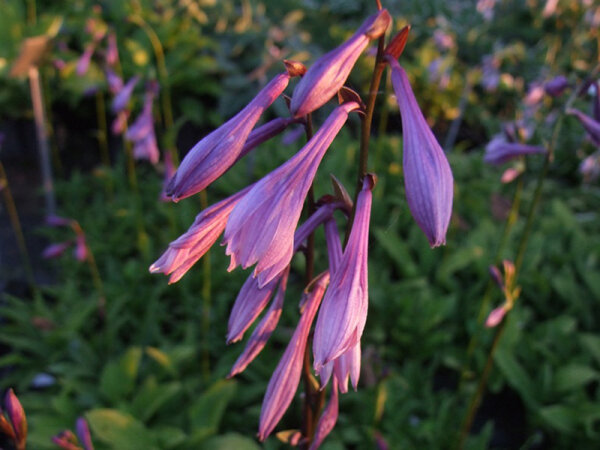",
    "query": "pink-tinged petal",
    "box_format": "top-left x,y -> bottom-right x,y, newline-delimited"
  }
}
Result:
500,167 -> 522,184
374,432 -> 389,450
324,218 -> 342,273
388,58 -> 453,247
313,176 -> 373,369
75,417 -> 94,450
308,378 -> 339,450
580,151 -> 600,183
485,306 -> 507,328
258,273 -> 329,441
167,73 -> 290,201
106,32 -> 119,67
544,75 -> 569,97
74,235 -> 88,262
111,76 -> 139,113
484,137 -> 547,165
334,343 -> 361,393
43,241 -> 72,259
290,9 -> 391,117
542,0 -> 559,17
5,389 -> 27,448
224,102 -> 359,288
524,82 -> 544,106
228,268 -> 289,376
106,69 -> 123,95
150,187 -> 250,283
568,108 -> 600,147
76,43 -> 95,76
111,110 -> 130,135
51,430 -> 80,450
